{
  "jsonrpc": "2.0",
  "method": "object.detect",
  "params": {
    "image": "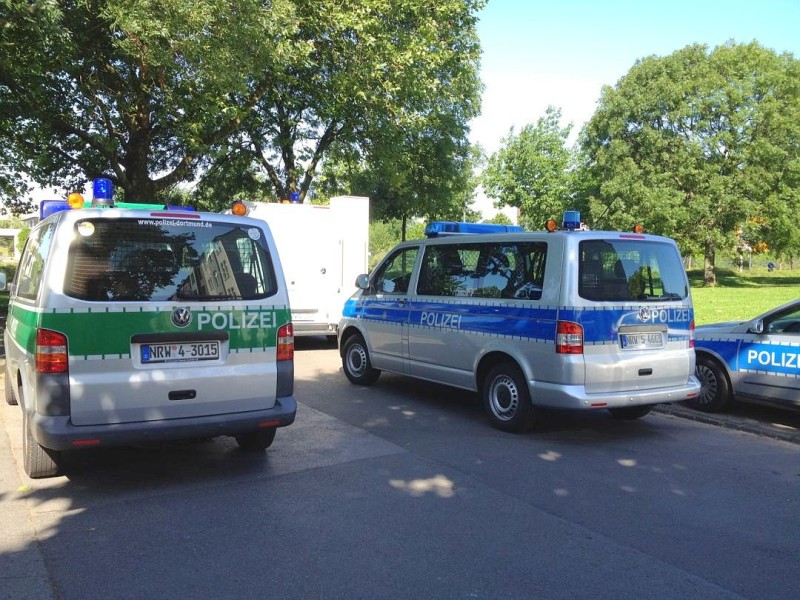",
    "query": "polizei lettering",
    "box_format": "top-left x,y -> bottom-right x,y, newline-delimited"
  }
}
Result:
421,311 -> 462,330
197,311 -> 275,330
746,349 -> 800,370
